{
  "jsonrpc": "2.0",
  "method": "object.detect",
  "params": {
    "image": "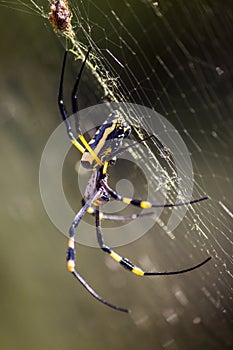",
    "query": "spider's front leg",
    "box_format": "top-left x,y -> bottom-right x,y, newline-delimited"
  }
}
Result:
58,48 -> 103,167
